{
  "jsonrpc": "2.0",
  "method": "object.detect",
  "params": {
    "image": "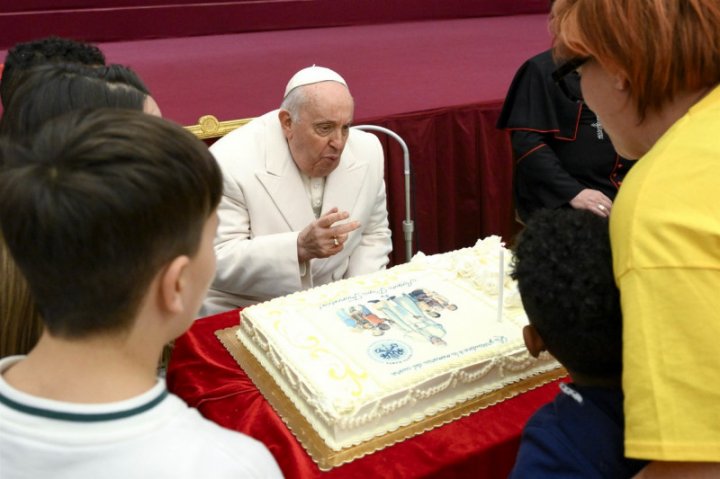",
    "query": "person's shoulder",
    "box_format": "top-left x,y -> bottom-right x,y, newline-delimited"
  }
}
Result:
526,50 -> 554,67
161,398 -> 282,477
209,110 -> 279,166
195,425 -> 281,478
514,50 -> 554,79
519,386 -> 599,440
210,110 -> 273,145
347,127 -> 383,157
345,130 -> 385,175
511,393 -> 598,479
523,394 -> 563,431
349,126 -> 381,143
